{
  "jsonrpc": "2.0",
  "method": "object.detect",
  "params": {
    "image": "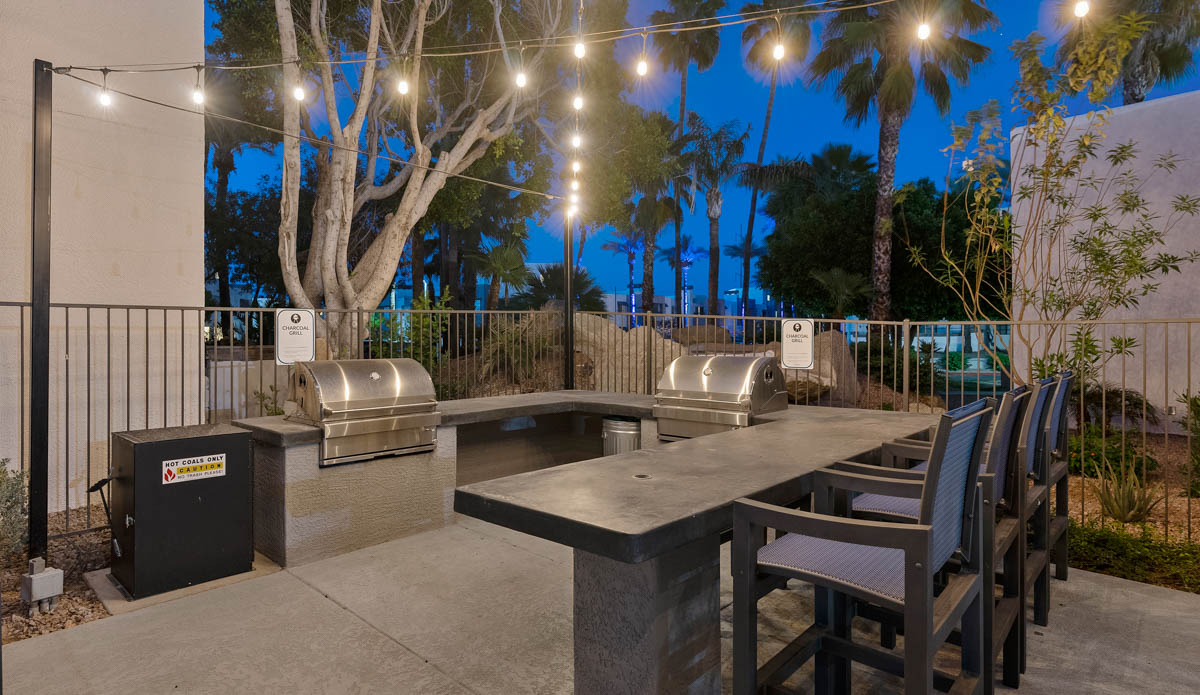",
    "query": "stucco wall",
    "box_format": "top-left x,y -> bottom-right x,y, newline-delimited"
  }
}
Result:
1010,90 -> 1200,418
0,2 -> 204,514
